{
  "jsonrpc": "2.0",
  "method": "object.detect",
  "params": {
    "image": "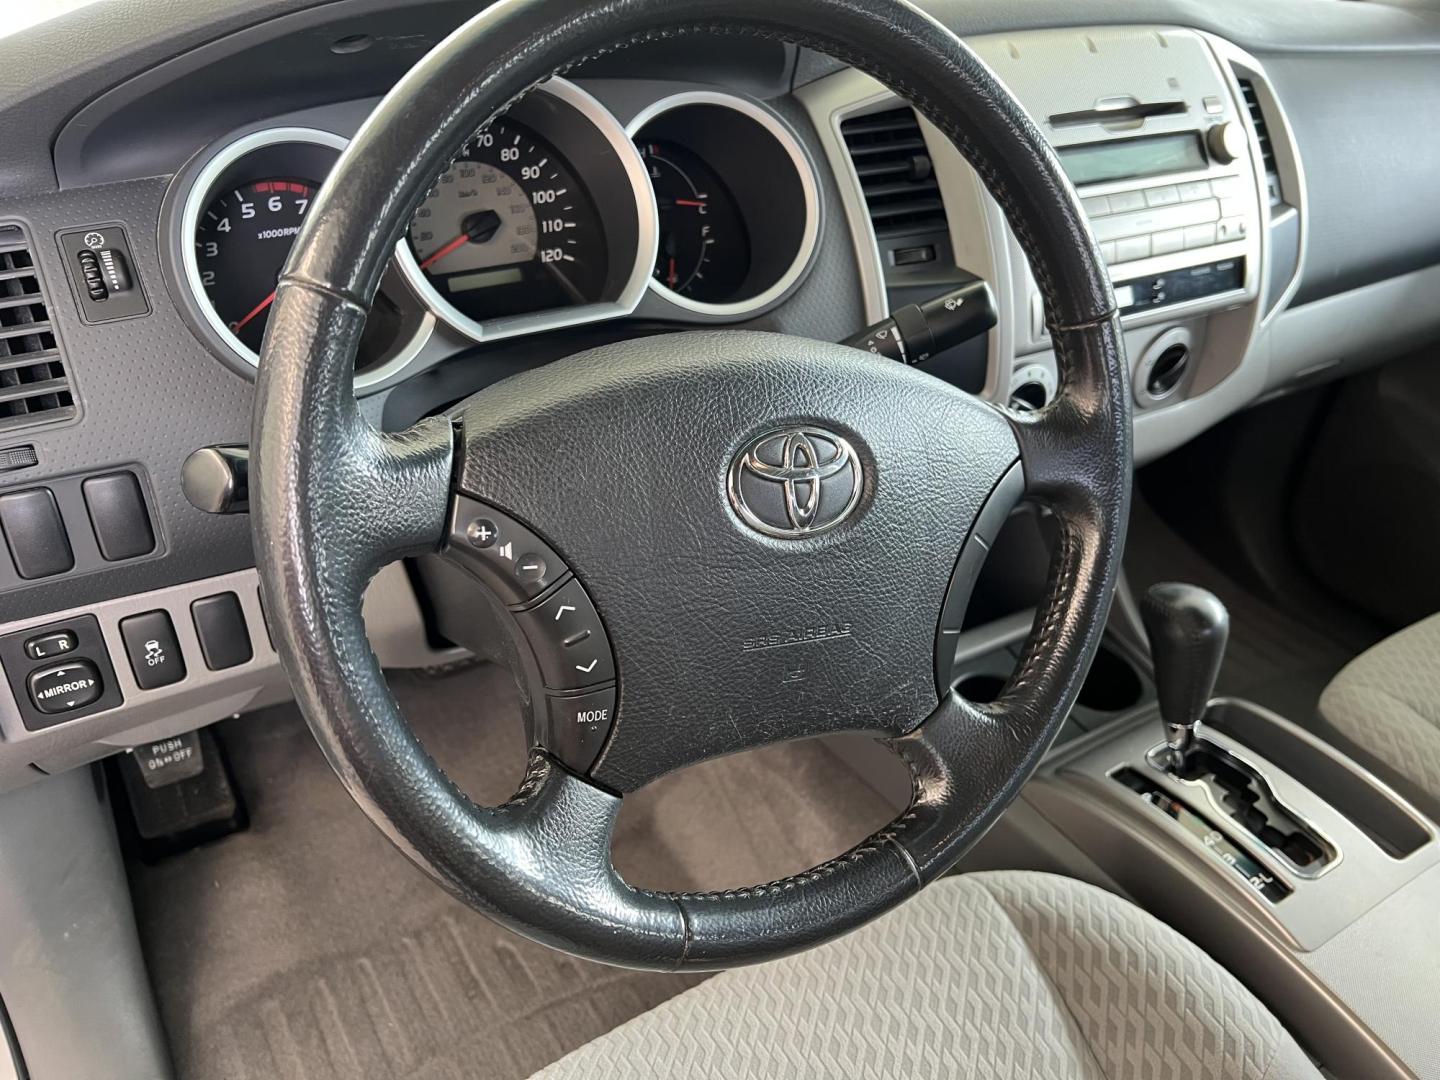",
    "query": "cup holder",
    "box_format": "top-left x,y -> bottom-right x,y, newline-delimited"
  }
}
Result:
953,643 -> 1149,722
1076,645 -> 1144,712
